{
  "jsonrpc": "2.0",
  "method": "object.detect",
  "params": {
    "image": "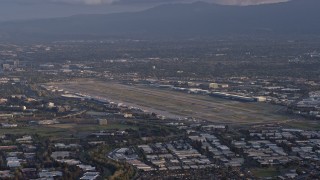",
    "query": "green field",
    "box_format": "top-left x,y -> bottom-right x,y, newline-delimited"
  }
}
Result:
286,120 -> 320,130
0,123 -> 135,137
50,79 -> 295,124
251,167 -> 280,178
